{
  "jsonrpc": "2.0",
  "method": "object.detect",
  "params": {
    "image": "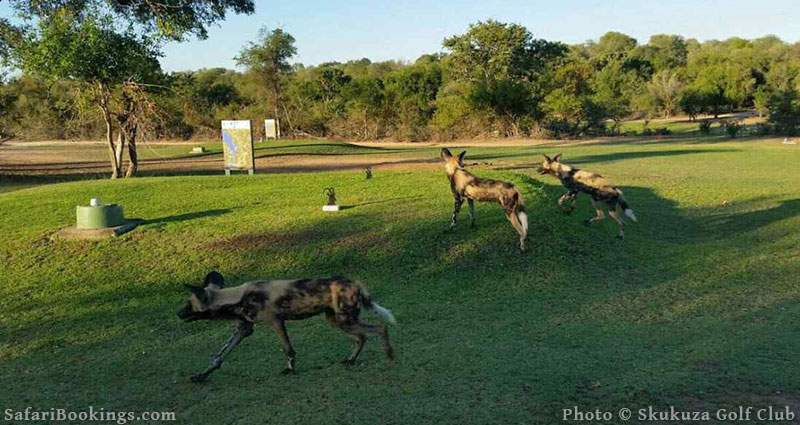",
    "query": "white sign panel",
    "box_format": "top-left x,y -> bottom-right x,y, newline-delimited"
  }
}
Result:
264,119 -> 280,139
